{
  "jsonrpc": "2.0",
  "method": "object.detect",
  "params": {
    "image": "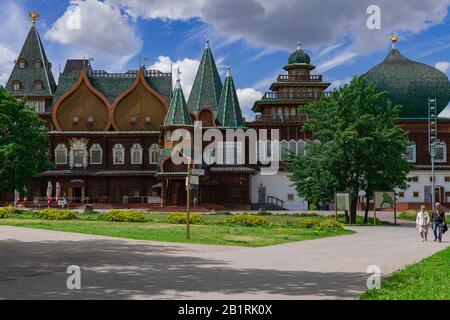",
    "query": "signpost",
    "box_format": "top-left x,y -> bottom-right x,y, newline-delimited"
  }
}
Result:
185,164 -> 204,240
374,191 -> 396,225
335,192 -> 350,222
